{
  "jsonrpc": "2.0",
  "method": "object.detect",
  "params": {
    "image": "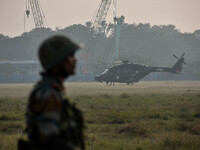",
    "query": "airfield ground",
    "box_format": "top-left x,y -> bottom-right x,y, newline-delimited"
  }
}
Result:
0,81 -> 200,150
